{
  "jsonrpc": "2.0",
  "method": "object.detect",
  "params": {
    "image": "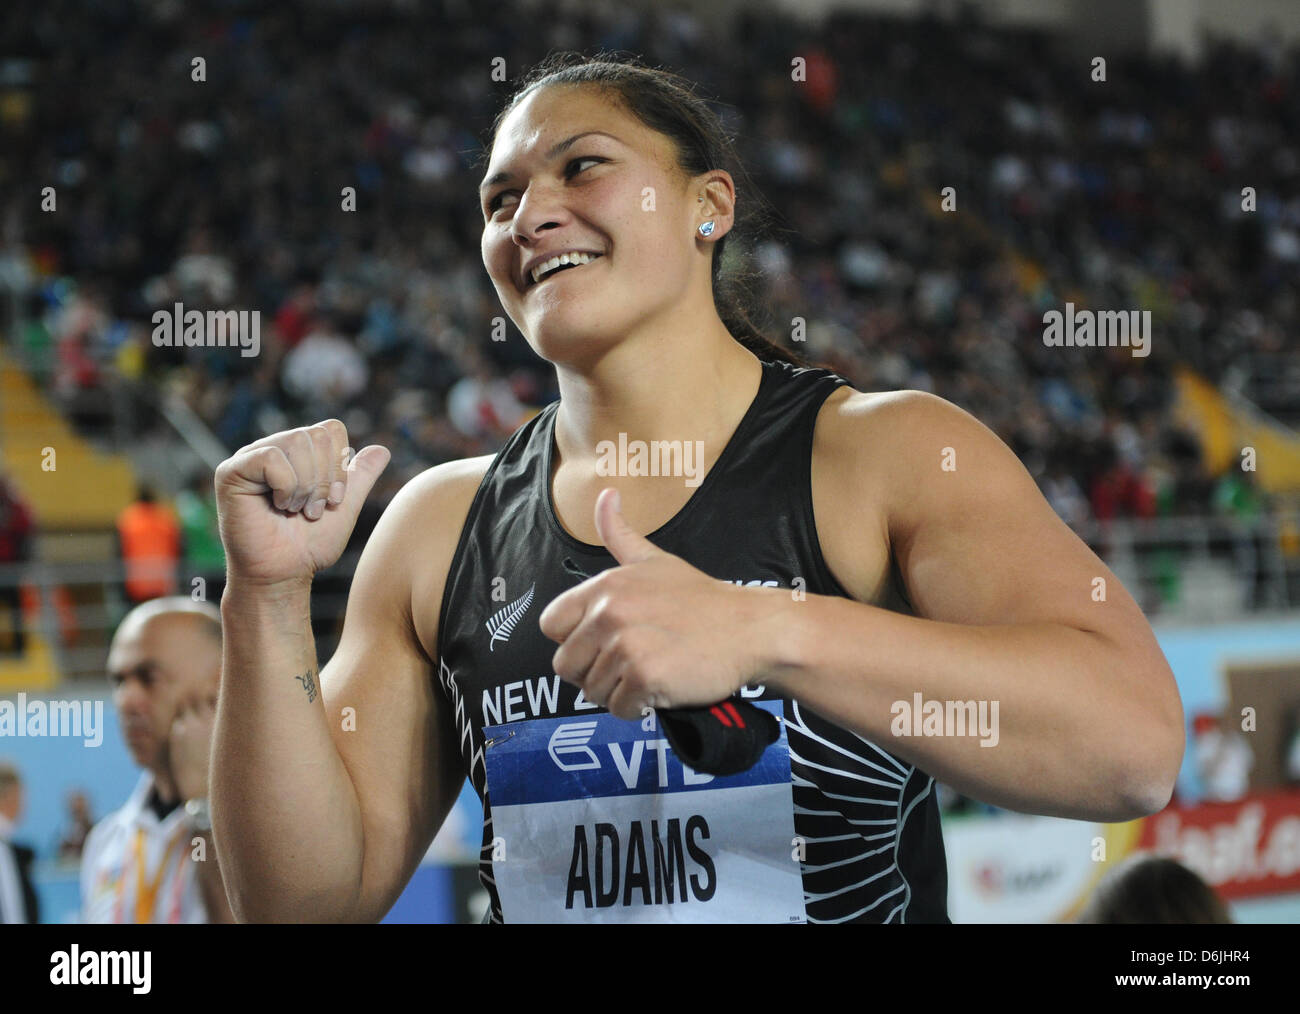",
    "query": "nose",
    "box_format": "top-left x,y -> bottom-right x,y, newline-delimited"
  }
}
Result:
510,185 -> 569,249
